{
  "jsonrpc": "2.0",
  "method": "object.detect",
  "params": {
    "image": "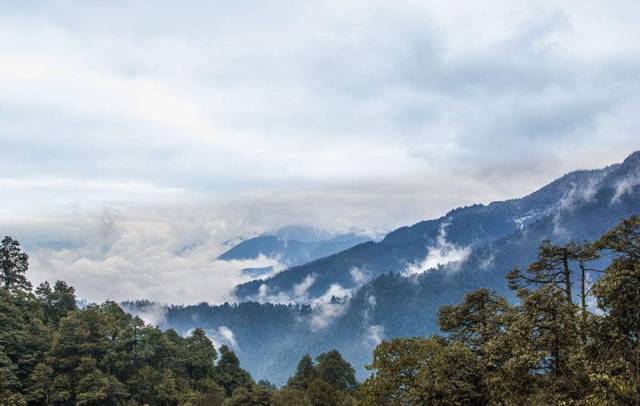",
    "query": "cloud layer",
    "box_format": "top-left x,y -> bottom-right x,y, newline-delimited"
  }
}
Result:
1,1 -> 640,303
